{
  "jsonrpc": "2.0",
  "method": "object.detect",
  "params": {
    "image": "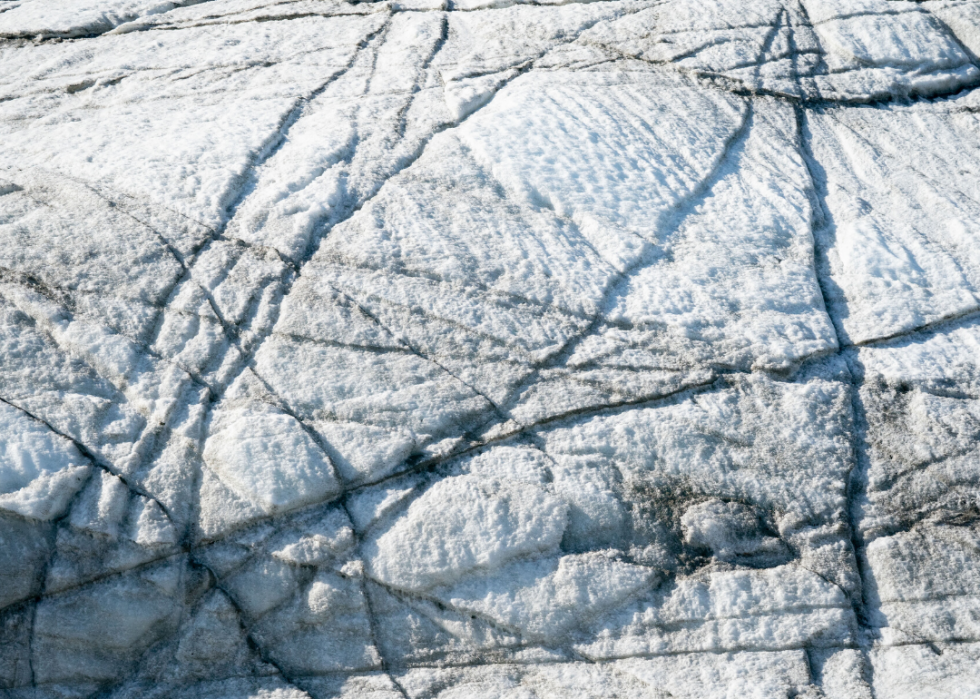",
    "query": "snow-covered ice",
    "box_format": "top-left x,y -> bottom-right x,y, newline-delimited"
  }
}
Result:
1,0 -> 980,696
